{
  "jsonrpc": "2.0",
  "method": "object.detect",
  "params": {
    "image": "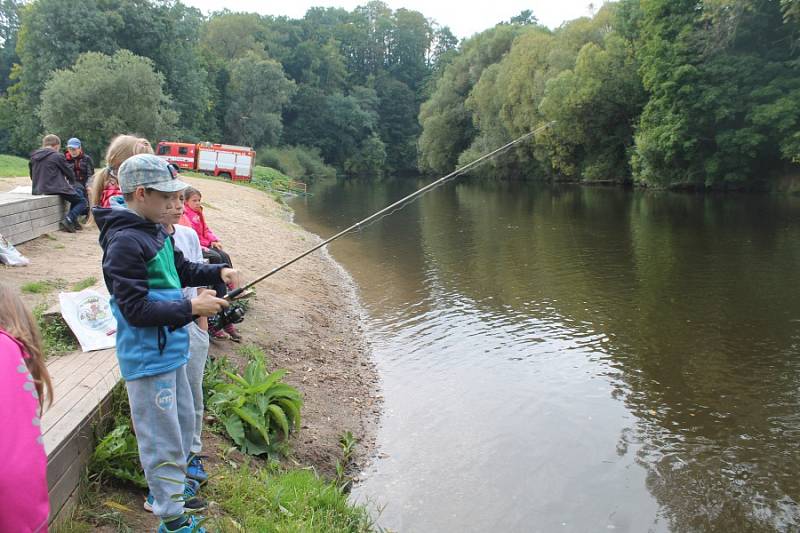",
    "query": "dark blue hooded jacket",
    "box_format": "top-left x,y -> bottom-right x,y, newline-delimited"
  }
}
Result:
94,205 -> 223,380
